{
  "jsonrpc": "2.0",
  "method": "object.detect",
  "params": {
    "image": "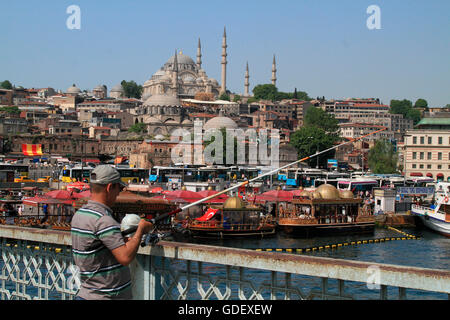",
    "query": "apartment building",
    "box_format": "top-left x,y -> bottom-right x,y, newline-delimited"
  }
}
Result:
404,116 -> 450,181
